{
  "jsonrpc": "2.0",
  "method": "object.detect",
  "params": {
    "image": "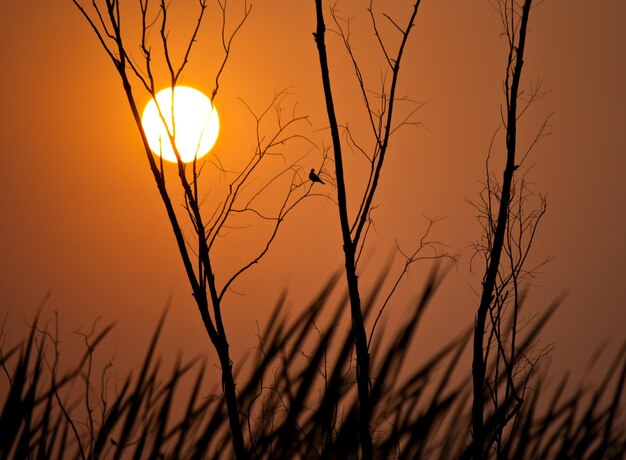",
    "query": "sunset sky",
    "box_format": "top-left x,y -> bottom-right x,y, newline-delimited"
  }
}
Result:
1,0 -> 625,383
